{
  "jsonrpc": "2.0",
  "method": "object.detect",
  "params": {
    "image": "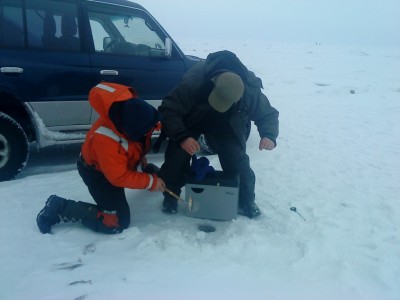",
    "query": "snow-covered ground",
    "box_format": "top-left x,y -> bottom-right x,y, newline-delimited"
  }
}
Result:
1,38 -> 399,299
